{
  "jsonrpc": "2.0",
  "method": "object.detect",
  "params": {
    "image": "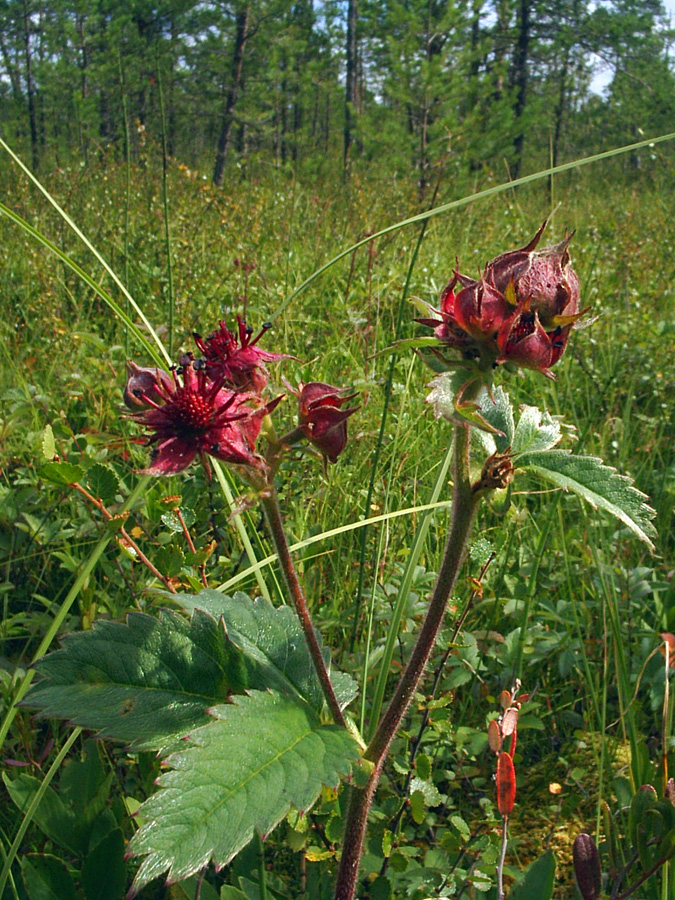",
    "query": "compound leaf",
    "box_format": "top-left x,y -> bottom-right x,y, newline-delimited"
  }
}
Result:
517,450 -> 656,549
127,690 -> 359,894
